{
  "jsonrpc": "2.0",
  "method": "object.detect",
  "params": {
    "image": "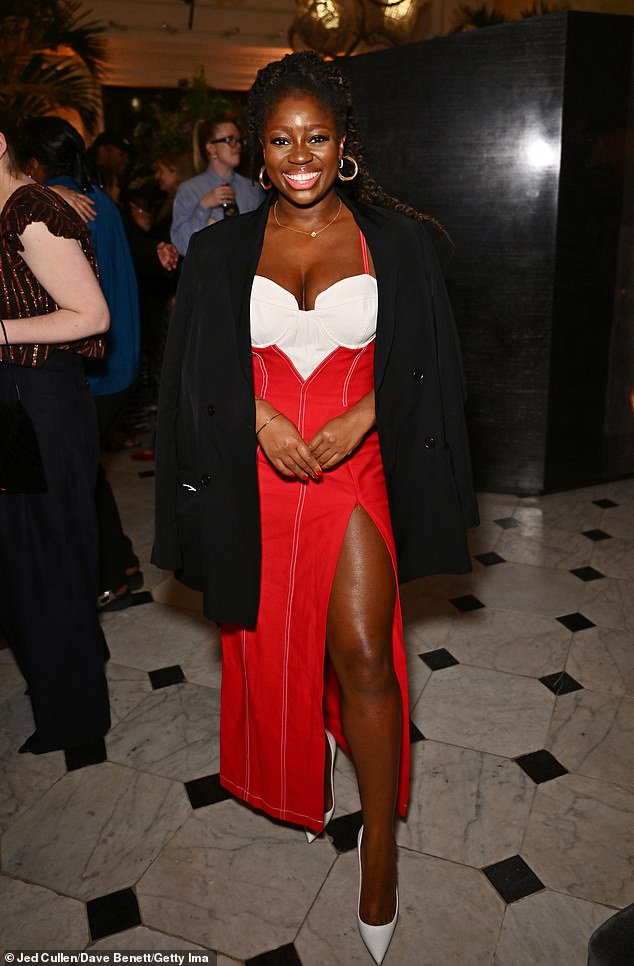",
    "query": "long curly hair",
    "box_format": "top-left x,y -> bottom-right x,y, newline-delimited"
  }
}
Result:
247,51 -> 446,235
